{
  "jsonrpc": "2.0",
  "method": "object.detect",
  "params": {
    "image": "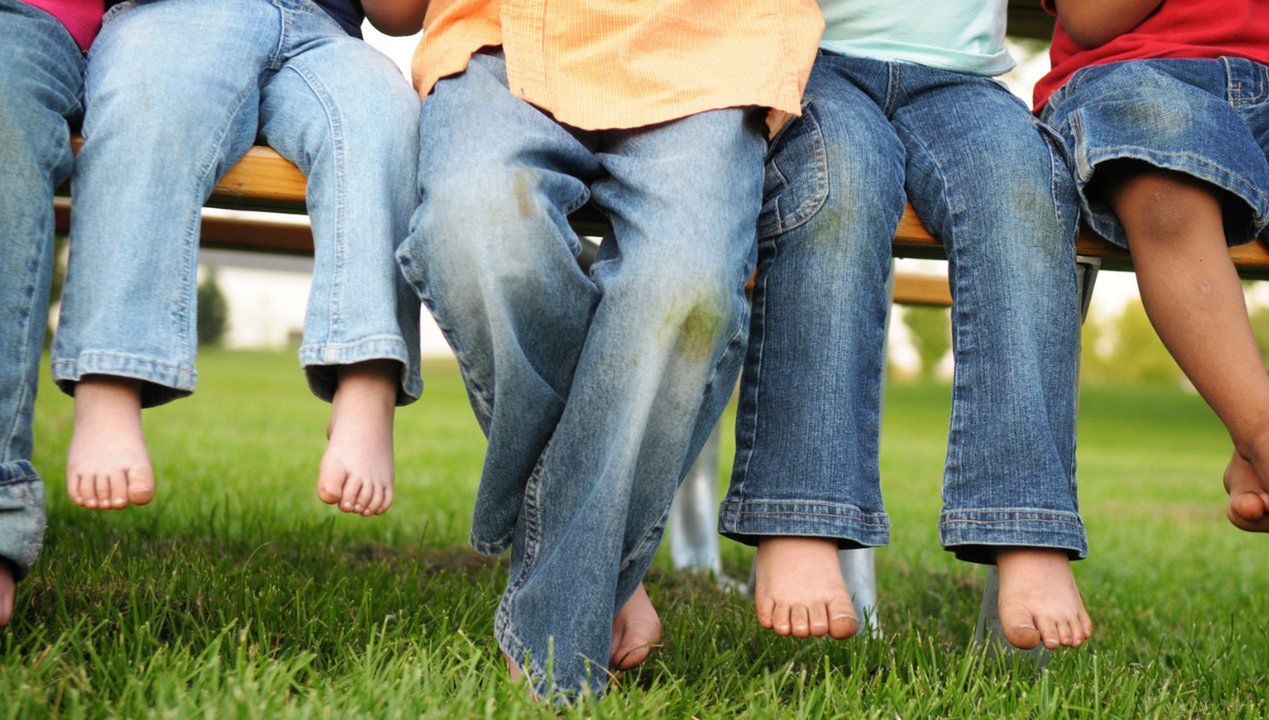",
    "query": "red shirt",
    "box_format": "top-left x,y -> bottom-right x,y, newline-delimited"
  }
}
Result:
1035,0 -> 1269,109
21,0 -> 105,52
